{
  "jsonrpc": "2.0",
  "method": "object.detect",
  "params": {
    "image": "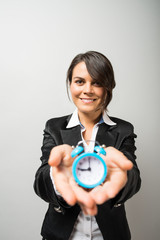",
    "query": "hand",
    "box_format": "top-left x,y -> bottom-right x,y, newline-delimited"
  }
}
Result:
48,144 -> 98,215
89,146 -> 133,204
